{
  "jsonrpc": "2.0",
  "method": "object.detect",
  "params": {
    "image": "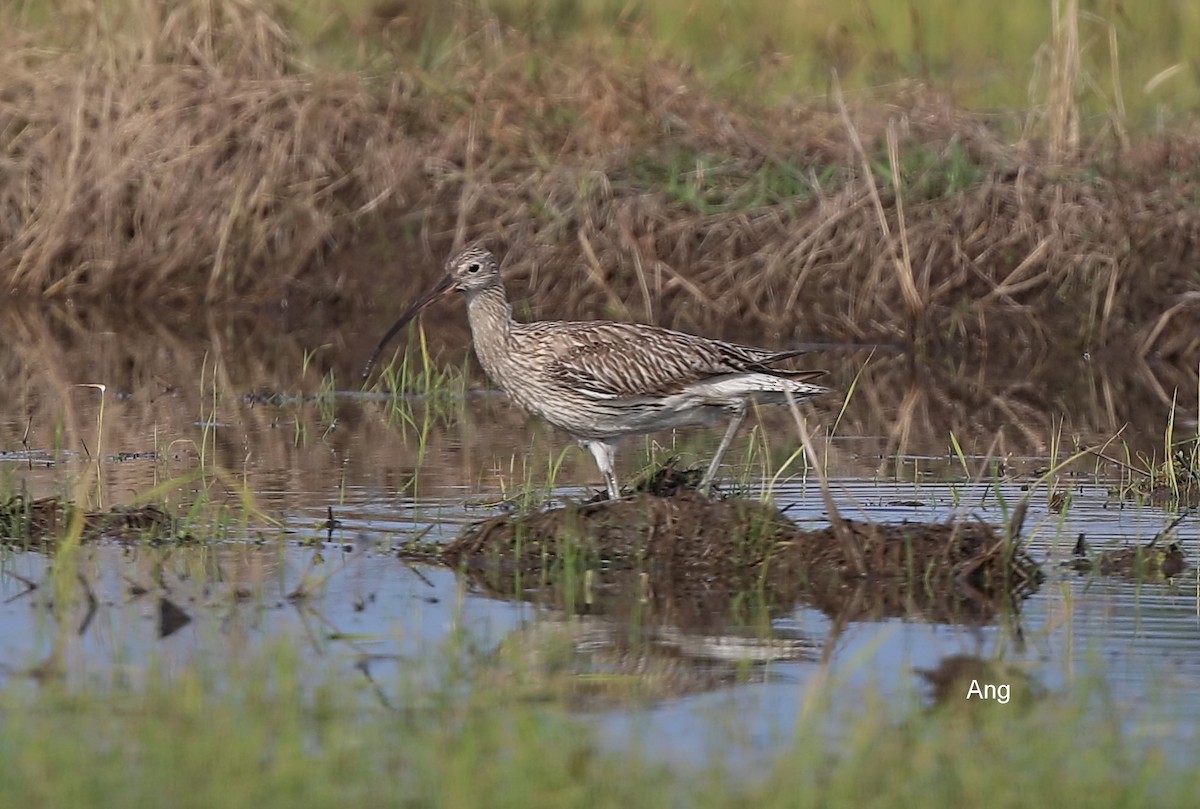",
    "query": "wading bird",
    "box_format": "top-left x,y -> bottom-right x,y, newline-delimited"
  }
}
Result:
364,247 -> 829,499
